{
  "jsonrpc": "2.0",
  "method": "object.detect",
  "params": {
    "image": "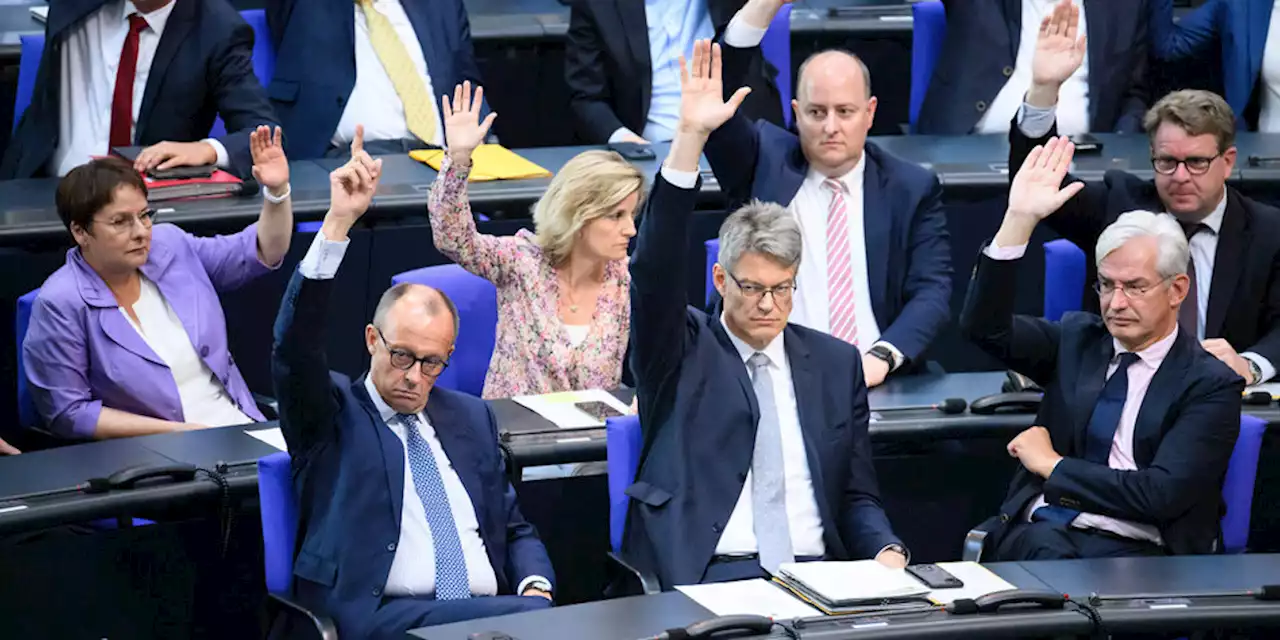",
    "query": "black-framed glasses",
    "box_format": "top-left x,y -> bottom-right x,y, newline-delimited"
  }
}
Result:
1093,276 -> 1174,299
94,208 -> 157,234
376,328 -> 449,377
1151,153 -> 1222,176
727,271 -> 797,303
